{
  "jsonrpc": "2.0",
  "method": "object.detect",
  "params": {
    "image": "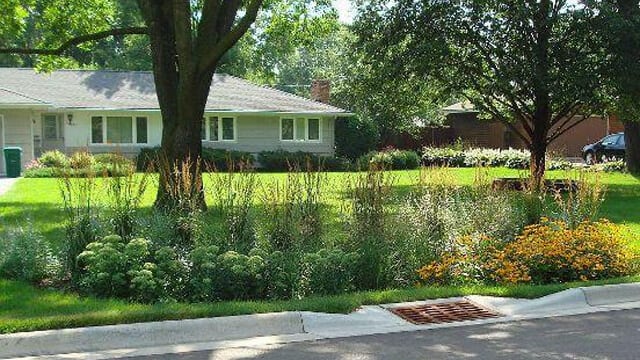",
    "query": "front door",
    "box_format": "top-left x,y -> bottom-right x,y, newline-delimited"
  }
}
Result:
39,113 -> 64,156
